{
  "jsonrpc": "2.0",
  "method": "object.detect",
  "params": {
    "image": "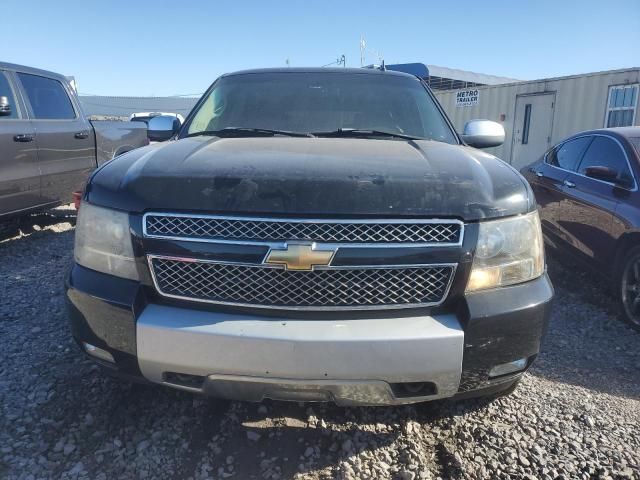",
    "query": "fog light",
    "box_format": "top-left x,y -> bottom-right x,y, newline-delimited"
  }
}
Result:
83,342 -> 115,363
488,358 -> 527,378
